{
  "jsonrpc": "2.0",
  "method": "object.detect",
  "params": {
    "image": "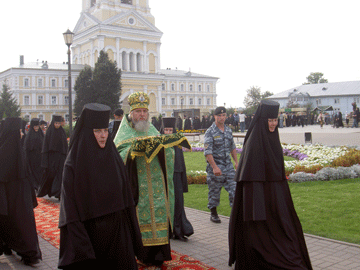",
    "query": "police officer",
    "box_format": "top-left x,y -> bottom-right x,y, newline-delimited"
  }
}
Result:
204,106 -> 238,223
